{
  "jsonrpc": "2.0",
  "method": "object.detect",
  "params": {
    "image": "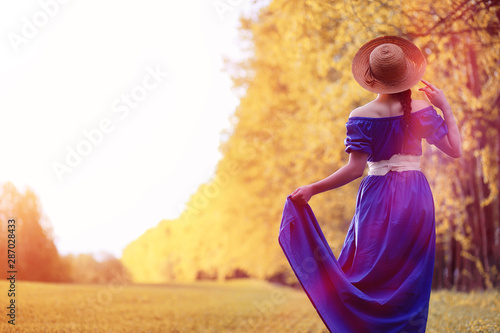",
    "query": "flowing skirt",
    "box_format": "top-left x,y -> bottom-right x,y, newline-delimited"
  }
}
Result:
278,171 -> 436,333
